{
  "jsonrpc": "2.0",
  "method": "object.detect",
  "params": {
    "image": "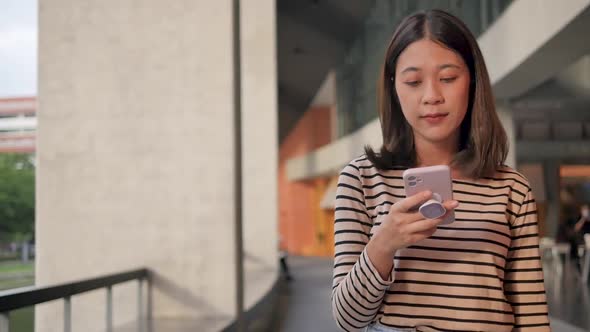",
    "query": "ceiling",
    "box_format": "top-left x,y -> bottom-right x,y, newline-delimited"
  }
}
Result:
277,0 -> 374,142
512,54 -> 590,142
